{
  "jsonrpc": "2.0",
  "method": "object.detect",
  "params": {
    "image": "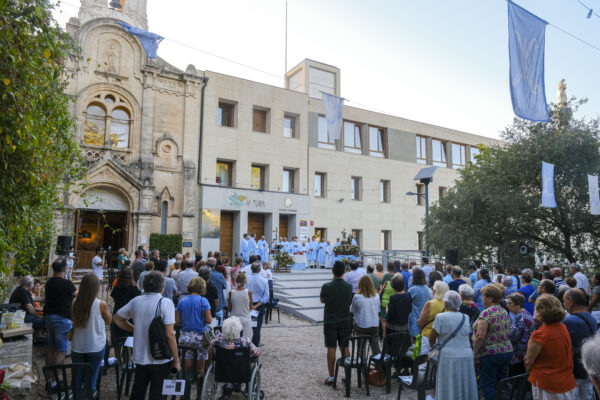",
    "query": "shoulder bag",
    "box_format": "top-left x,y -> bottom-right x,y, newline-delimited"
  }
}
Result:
427,314 -> 466,364
149,297 -> 173,360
